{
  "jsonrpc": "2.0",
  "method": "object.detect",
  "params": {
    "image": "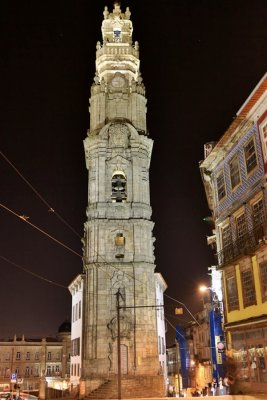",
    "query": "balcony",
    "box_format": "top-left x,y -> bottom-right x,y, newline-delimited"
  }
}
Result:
217,223 -> 267,266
